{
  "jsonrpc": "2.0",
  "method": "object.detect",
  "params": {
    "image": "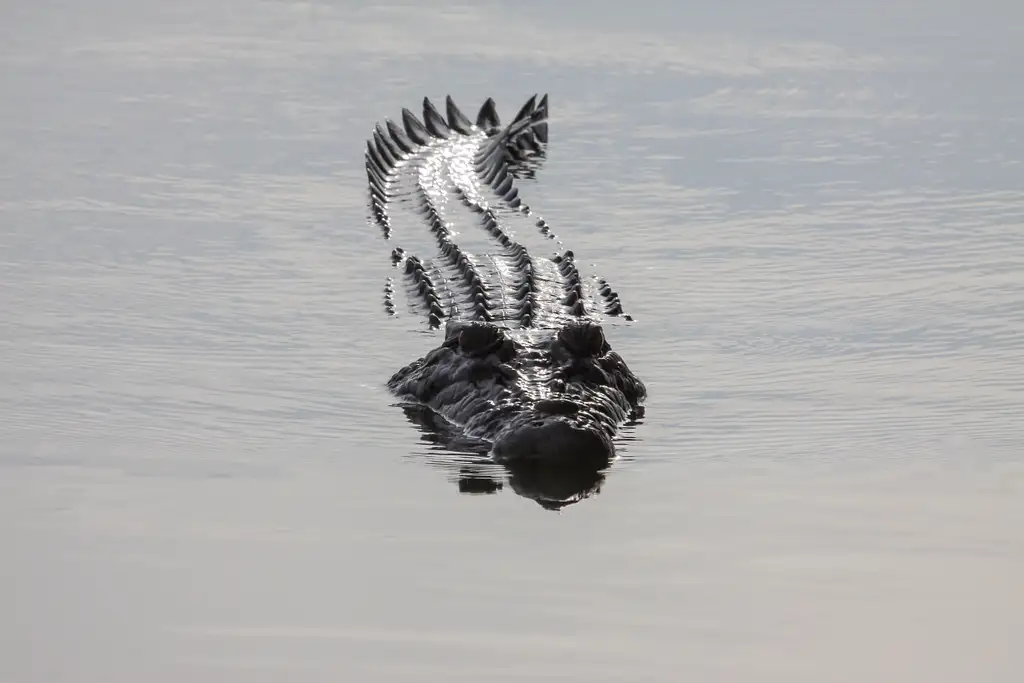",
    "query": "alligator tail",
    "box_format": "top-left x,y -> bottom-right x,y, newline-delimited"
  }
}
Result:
365,95 -> 548,239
